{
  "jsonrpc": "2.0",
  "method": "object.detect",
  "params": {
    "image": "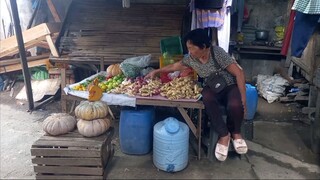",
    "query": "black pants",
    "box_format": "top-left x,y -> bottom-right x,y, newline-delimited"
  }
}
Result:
202,84 -> 244,138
